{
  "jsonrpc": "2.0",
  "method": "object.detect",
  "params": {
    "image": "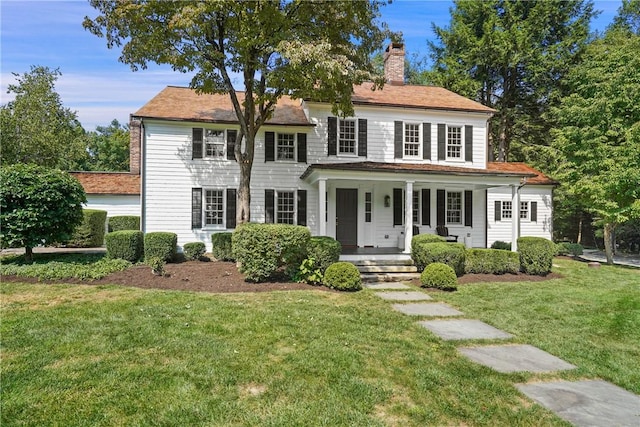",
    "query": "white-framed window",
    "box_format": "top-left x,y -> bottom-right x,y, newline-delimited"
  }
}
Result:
277,133 -> 295,161
205,189 -> 224,226
520,201 -> 529,220
447,125 -> 462,159
501,201 -> 513,219
205,129 -> 225,158
339,119 -> 356,154
412,191 -> 420,223
365,192 -> 372,223
404,123 -> 421,157
447,191 -> 462,224
277,191 -> 295,224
